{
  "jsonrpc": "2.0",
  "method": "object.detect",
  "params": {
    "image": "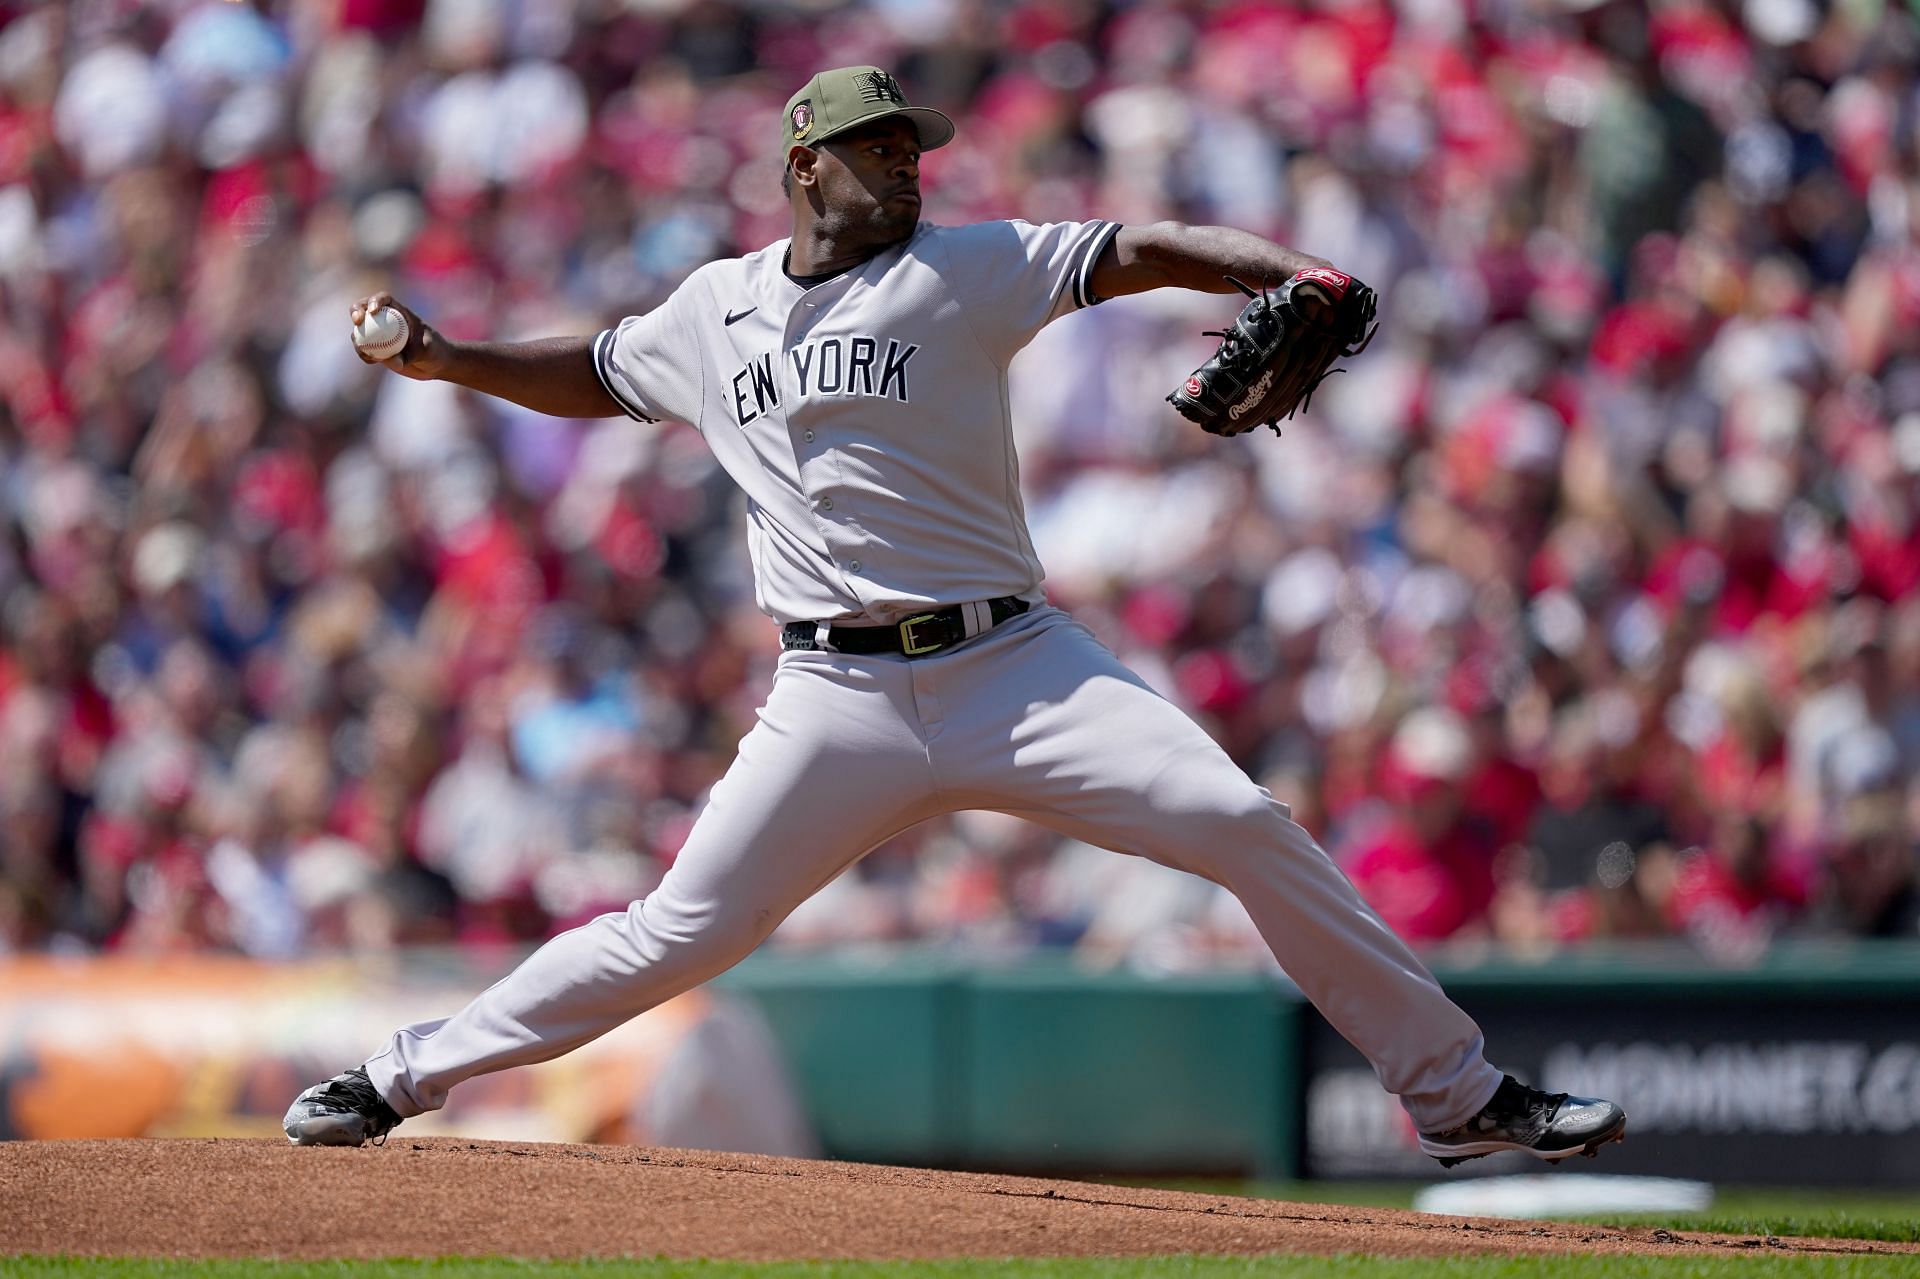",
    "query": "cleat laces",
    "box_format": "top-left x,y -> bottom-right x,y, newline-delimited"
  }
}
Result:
314,1069 -> 399,1142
